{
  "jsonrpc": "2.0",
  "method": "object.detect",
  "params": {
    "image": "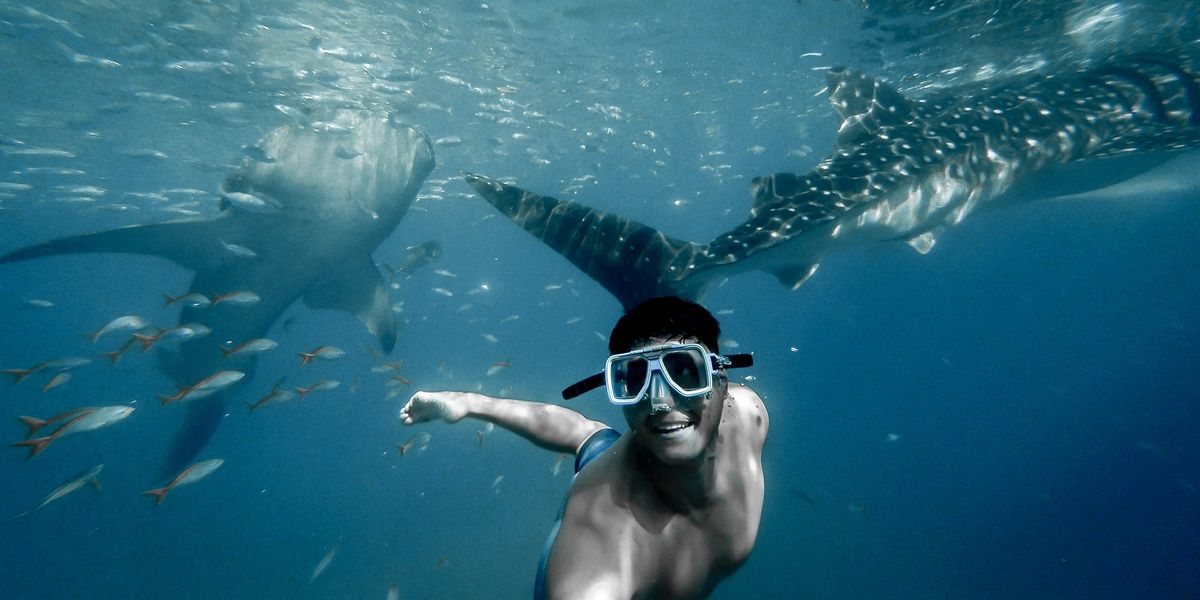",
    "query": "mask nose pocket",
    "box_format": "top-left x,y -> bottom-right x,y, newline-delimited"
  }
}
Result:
647,374 -> 673,414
